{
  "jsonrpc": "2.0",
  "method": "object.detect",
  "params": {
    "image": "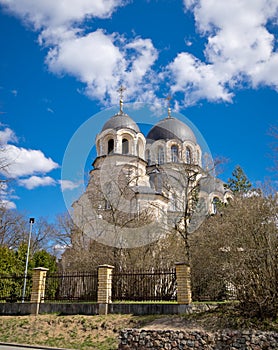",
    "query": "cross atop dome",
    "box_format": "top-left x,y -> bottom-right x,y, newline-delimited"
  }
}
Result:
166,95 -> 172,118
117,85 -> 126,114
